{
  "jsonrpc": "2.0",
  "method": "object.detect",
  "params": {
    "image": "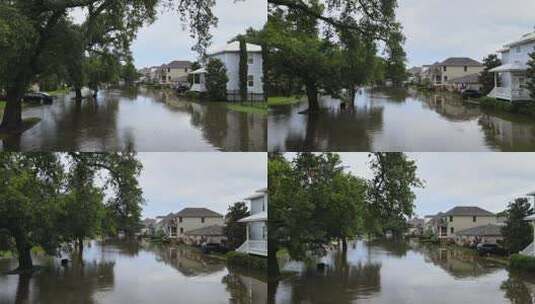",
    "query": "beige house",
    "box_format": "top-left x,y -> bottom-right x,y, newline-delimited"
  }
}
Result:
437,206 -> 499,243
165,208 -> 224,243
159,60 -> 192,86
183,225 -> 226,246
427,57 -> 484,88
